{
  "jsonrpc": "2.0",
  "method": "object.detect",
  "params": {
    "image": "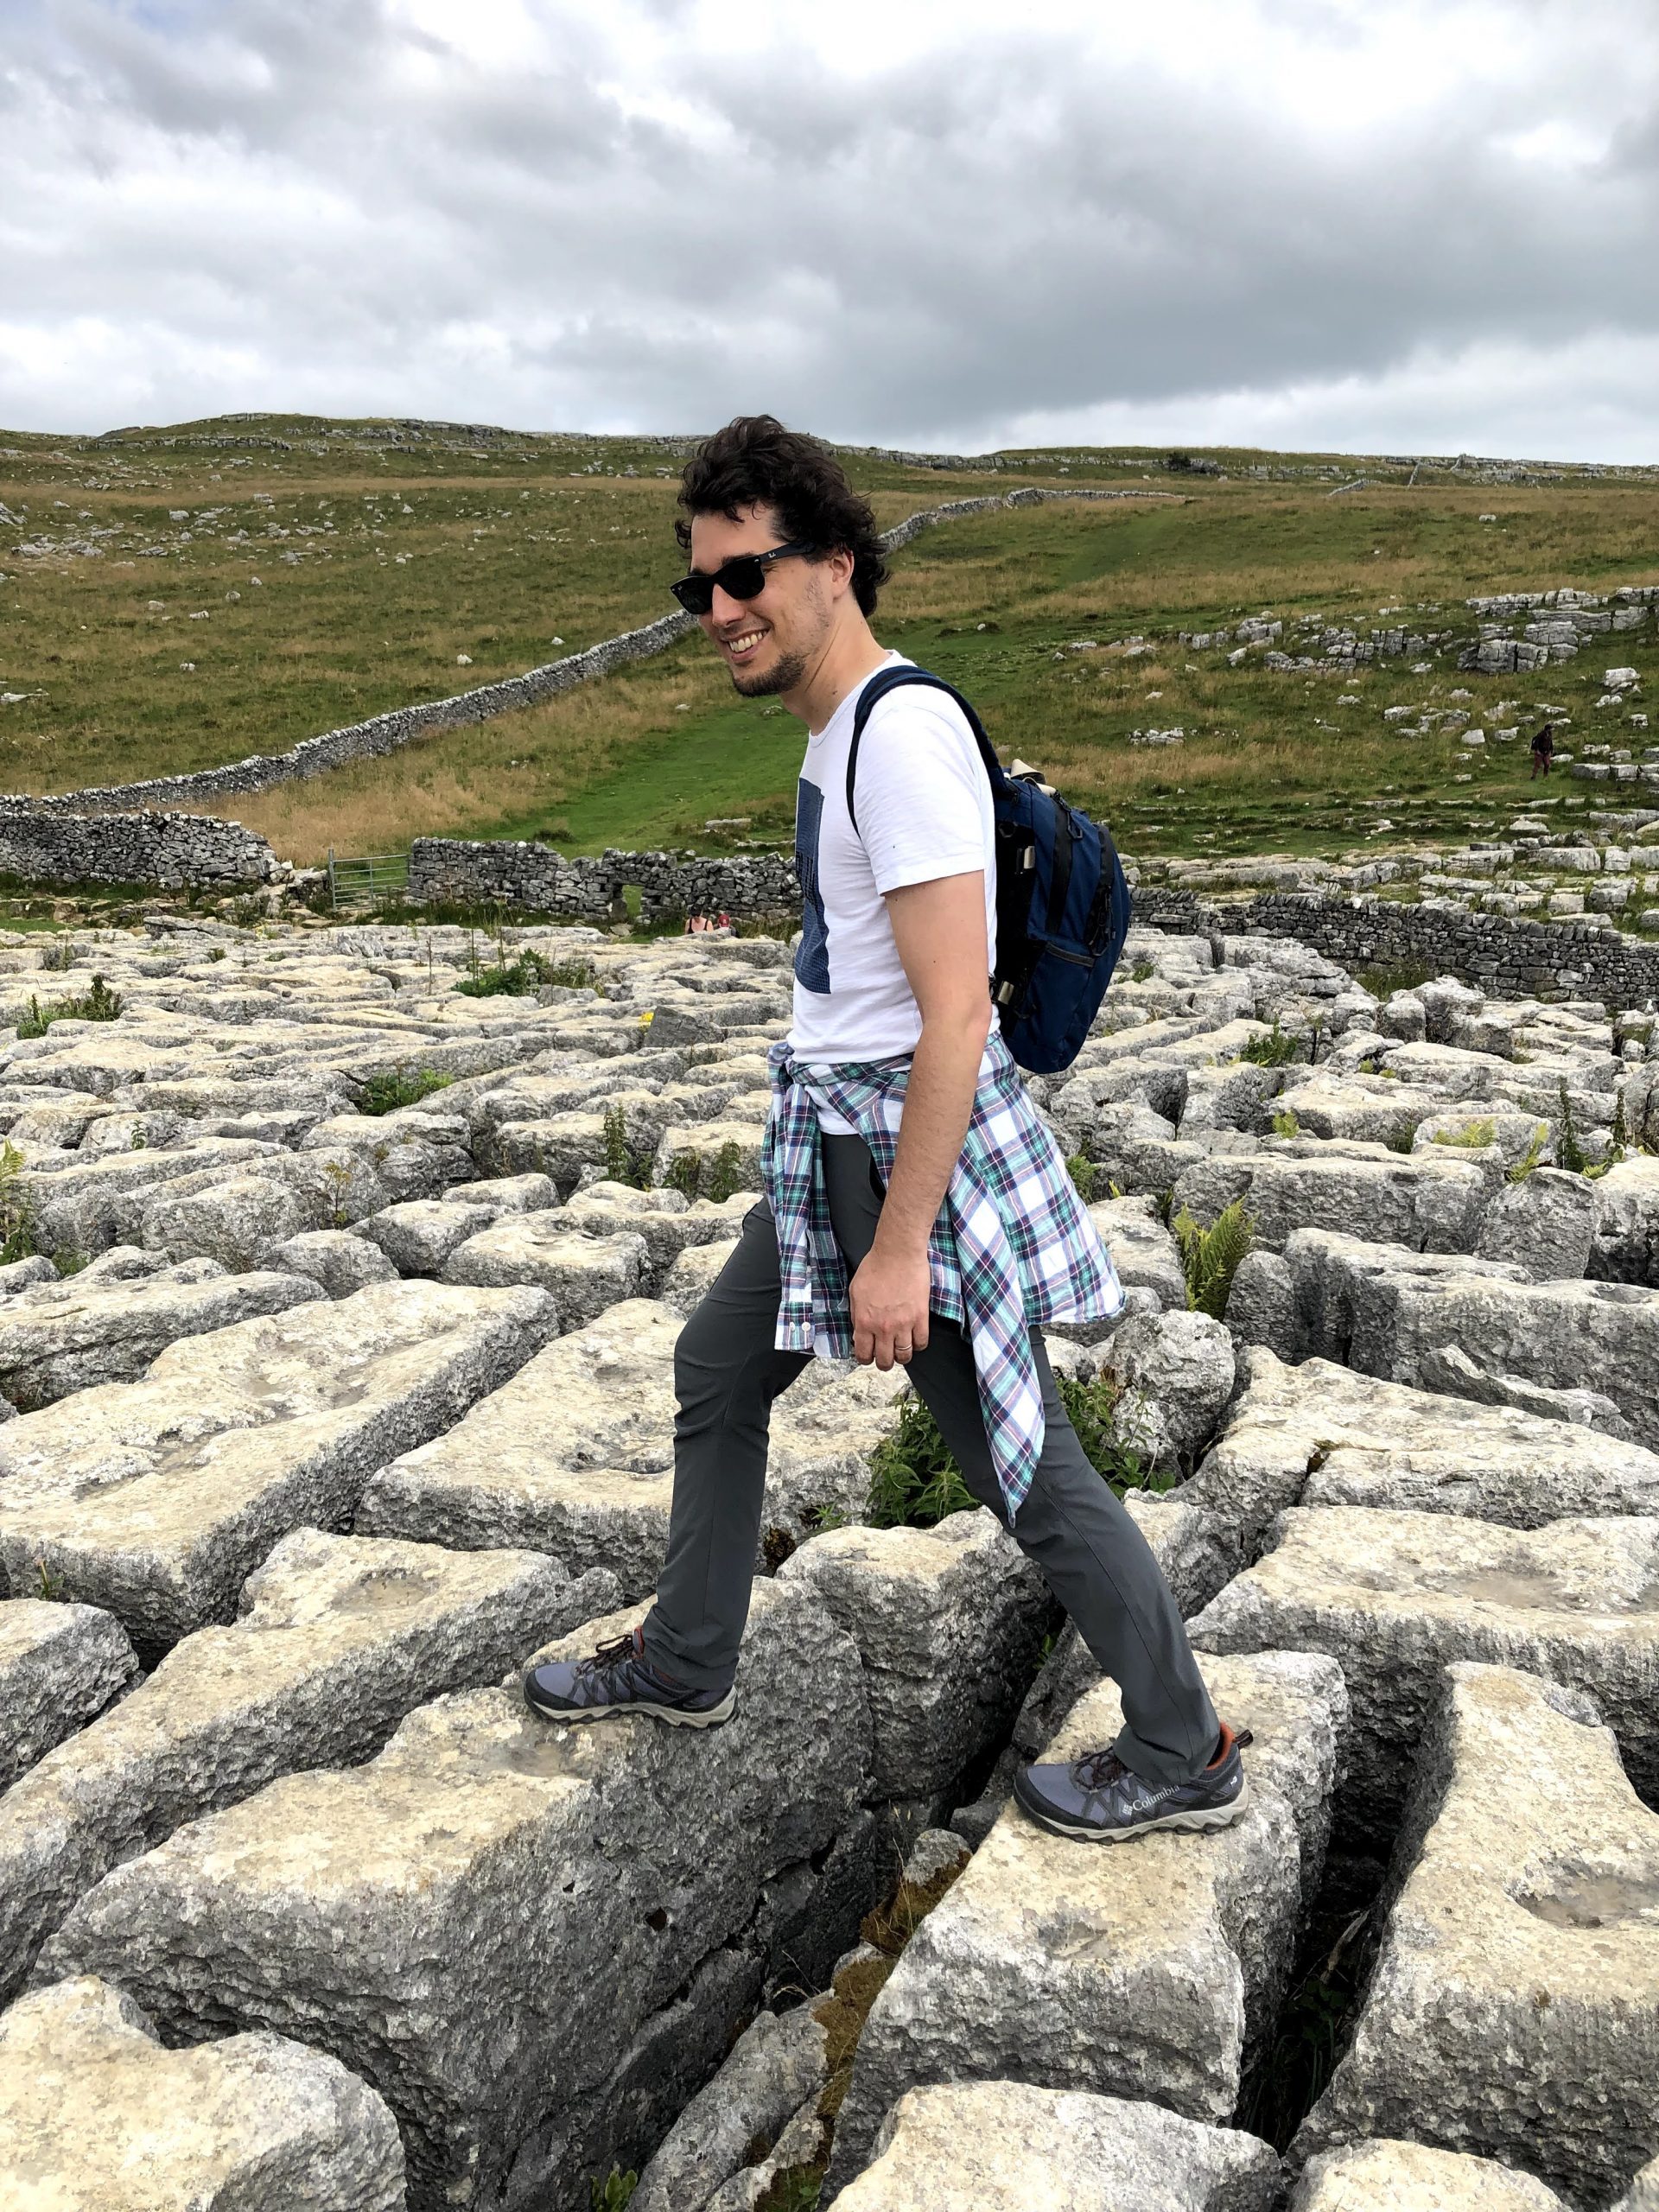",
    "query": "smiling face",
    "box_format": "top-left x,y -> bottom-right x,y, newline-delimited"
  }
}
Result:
687,504 -> 843,700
